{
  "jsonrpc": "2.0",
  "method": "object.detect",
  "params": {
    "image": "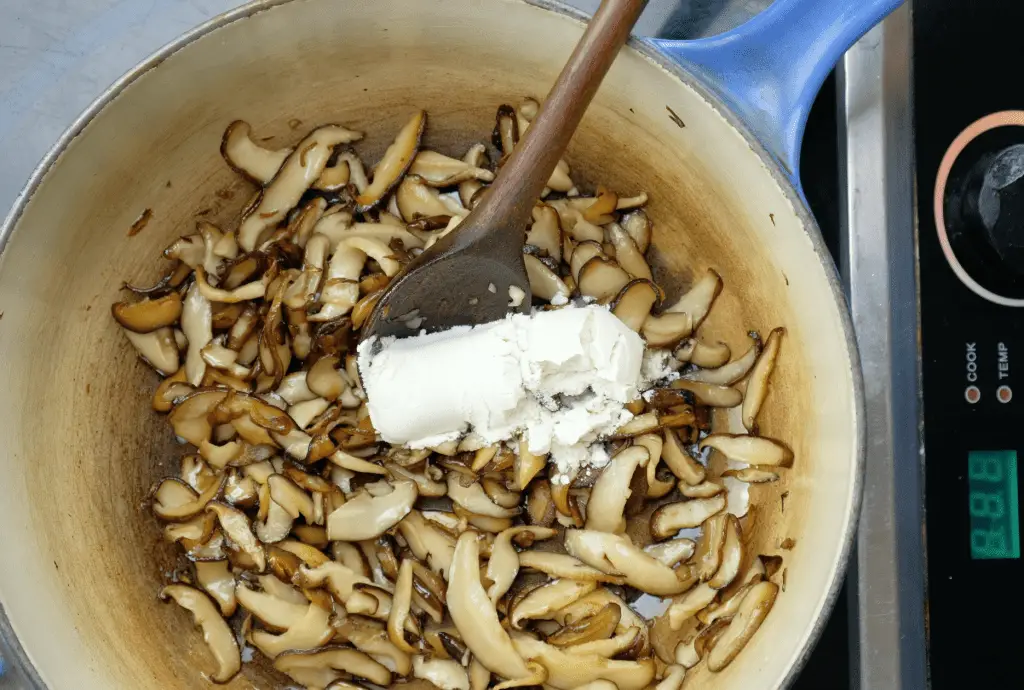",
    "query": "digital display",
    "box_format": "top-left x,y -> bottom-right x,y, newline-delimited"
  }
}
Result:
968,450 -> 1020,560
